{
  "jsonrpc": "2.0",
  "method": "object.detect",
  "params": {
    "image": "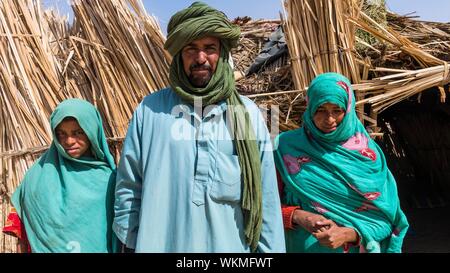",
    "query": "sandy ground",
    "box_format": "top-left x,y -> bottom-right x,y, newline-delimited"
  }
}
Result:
402,207 -> 450,253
